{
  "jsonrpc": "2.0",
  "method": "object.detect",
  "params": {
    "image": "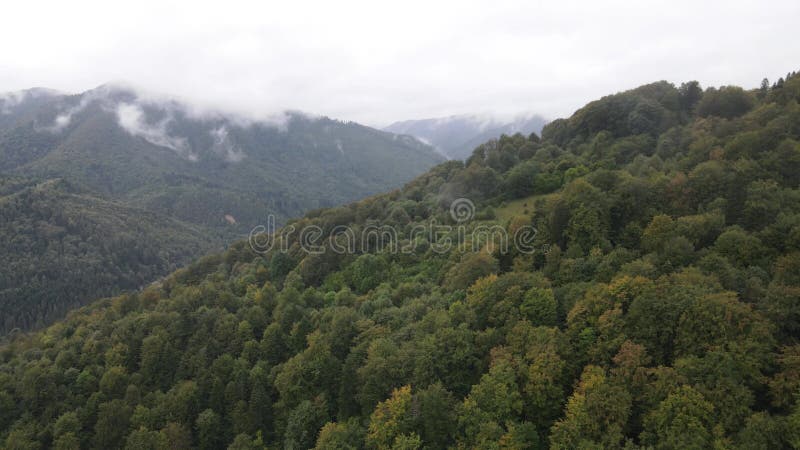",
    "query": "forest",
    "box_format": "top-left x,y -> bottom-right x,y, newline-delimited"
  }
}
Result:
0,87 -> 443,334
1,71 -> 800,449
0,176 -> 219,334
